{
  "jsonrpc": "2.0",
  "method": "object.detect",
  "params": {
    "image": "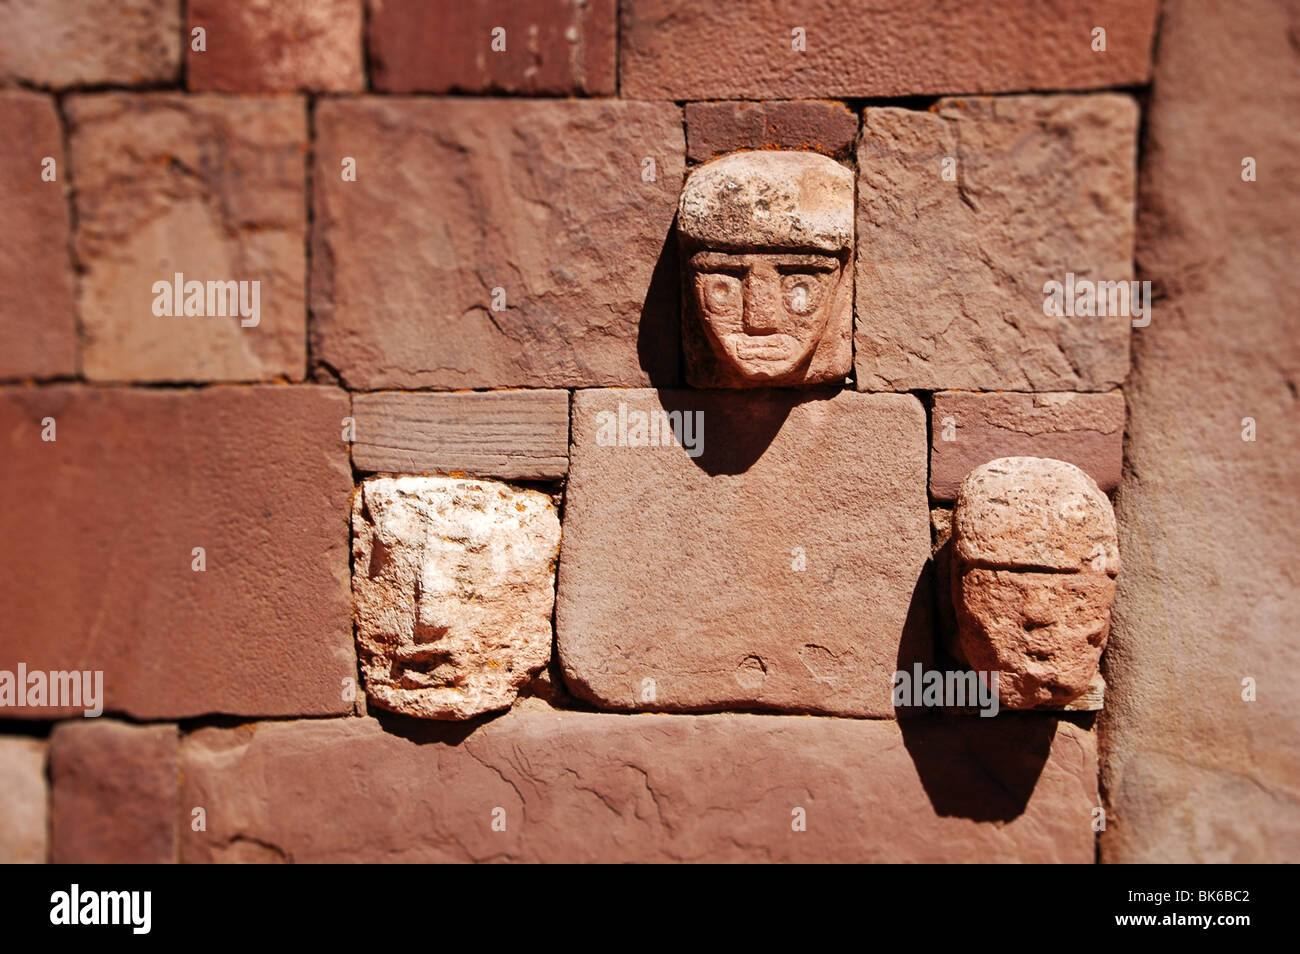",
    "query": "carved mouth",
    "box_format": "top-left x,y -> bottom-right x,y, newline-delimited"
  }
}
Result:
729,333 -> 798,360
